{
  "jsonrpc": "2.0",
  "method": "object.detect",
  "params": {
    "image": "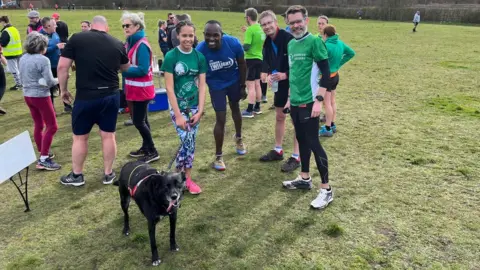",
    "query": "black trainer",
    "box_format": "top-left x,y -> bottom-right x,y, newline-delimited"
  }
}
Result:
103,172 -> 116,185
281,157 -> 300,172
138,150 -> 160,163
130,148 -> 147,158
60,172 -> 85,187
260,150 -> 284,162
9,84 -> 21,91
